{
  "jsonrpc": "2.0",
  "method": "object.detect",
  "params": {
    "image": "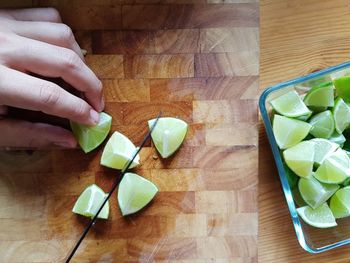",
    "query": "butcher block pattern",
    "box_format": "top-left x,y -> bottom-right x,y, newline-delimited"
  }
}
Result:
0,0 -> 258,262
